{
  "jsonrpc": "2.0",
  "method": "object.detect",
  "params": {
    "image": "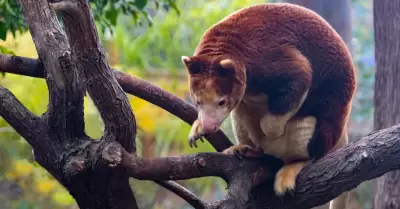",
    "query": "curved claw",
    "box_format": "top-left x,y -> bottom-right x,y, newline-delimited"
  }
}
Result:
199,135 -> 205,142
188,119 -> 206,148
233,149 -> 244,160
189,136 -> 196,148
188,133 -> 204,148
